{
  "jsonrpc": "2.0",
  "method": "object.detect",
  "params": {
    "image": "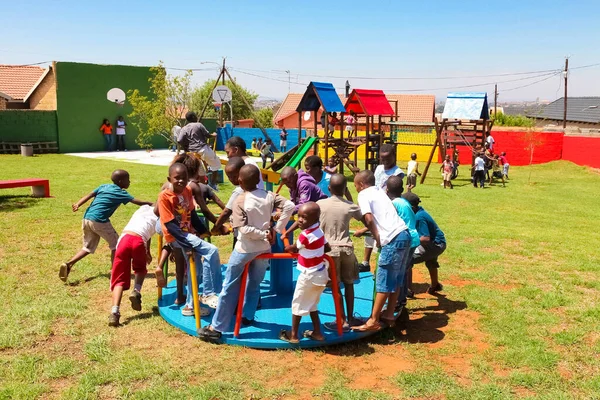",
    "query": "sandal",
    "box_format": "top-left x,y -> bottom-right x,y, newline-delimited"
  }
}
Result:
352,322 -> 382,332
278,330 -> 299,344
380,317 -> 396,328
303,330 -> 325,341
